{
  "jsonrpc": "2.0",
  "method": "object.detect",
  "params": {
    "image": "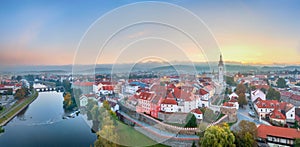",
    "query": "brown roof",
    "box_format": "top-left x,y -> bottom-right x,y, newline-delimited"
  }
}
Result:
161,98 -> 177,105
257,124 -> 300,139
